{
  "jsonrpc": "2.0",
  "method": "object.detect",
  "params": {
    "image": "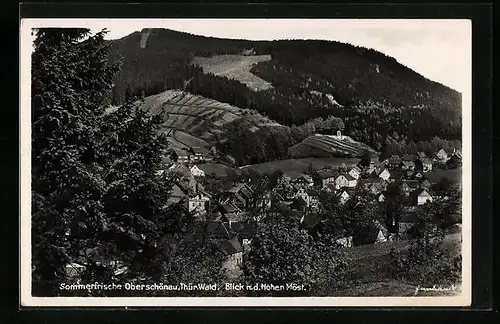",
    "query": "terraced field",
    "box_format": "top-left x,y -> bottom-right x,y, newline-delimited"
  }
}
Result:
192,54 -> 273,91
136,89 -> 276,155
289,134 -> 378,158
